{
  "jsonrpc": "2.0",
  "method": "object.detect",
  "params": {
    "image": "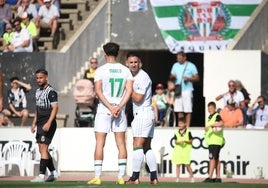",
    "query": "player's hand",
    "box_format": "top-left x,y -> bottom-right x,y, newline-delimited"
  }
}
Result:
42,122 -> 50,132
31,125 -> 36,133
112,106 -> 121,118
